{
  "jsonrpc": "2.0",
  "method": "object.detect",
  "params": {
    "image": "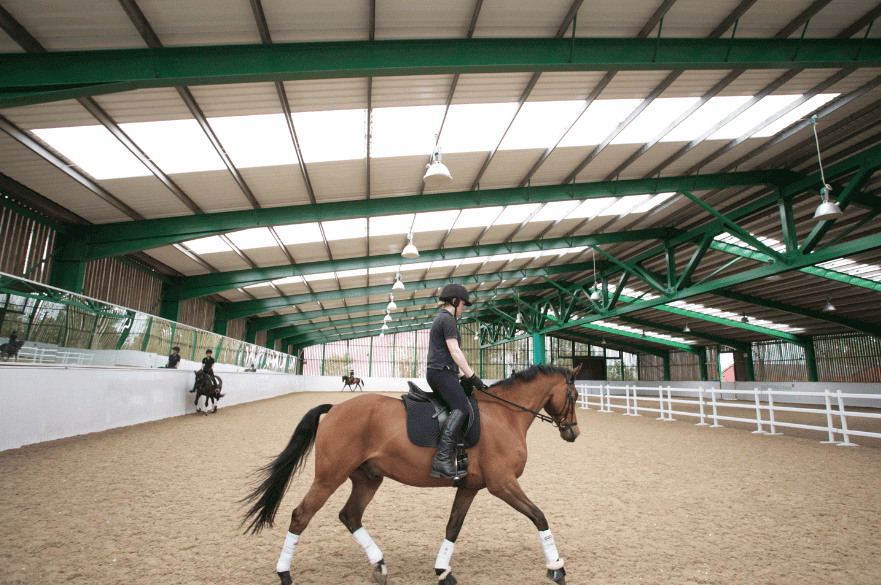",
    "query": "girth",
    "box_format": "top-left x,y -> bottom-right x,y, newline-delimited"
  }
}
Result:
400,381 -> 481,448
